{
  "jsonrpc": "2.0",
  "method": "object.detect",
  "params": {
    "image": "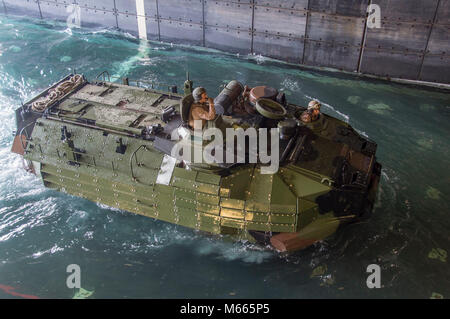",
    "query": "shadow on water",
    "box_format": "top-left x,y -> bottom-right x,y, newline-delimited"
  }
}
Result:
0,15 -> 449,298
